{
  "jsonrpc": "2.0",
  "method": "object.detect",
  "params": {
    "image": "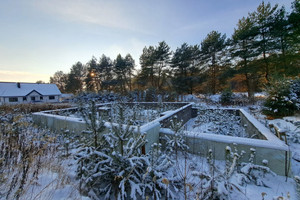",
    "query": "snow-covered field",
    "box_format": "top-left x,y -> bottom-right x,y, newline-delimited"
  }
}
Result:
1,99 -> 300,200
